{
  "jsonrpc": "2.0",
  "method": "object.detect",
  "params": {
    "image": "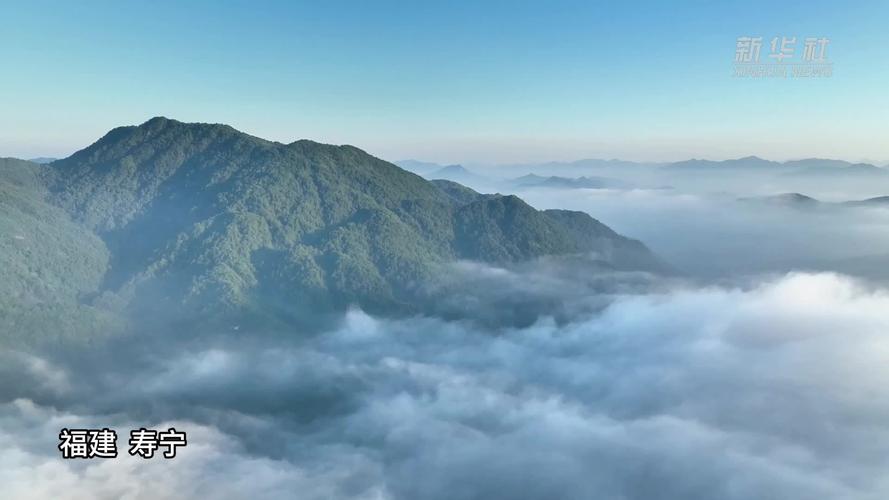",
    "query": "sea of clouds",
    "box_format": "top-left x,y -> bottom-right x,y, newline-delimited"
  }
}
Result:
2,271 -> 888,499
512,186 -> 889,280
